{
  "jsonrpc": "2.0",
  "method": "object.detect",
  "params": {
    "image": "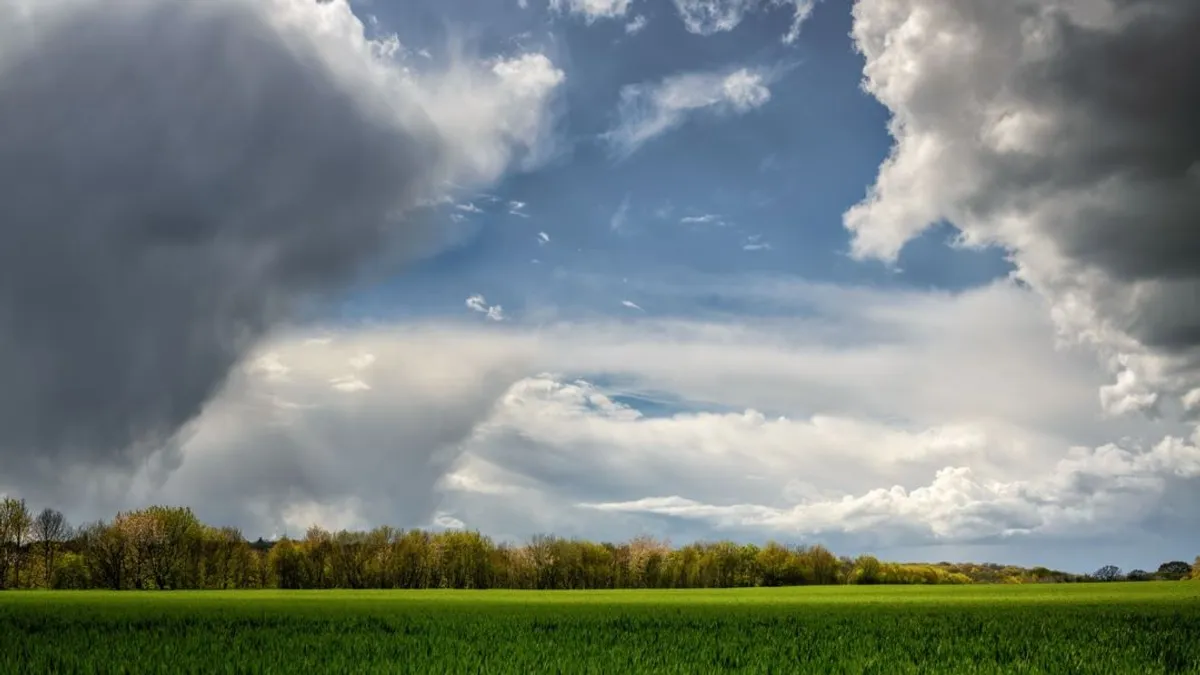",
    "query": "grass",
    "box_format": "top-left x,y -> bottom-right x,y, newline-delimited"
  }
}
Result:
2,583 -> 1198,673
